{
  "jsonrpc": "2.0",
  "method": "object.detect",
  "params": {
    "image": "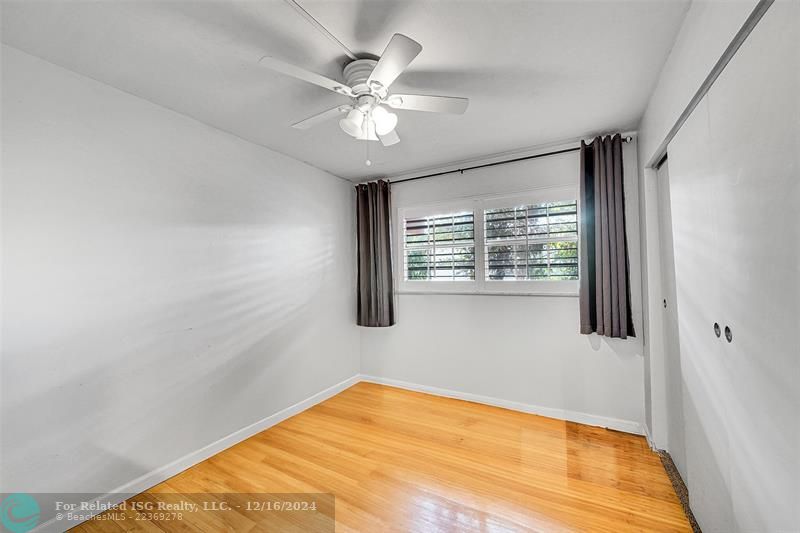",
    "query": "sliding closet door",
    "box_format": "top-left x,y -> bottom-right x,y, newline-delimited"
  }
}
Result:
666,2 -> 799,531
704,1 -> 799,530
655,161 -> 686,479
666,98 -> 734,532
